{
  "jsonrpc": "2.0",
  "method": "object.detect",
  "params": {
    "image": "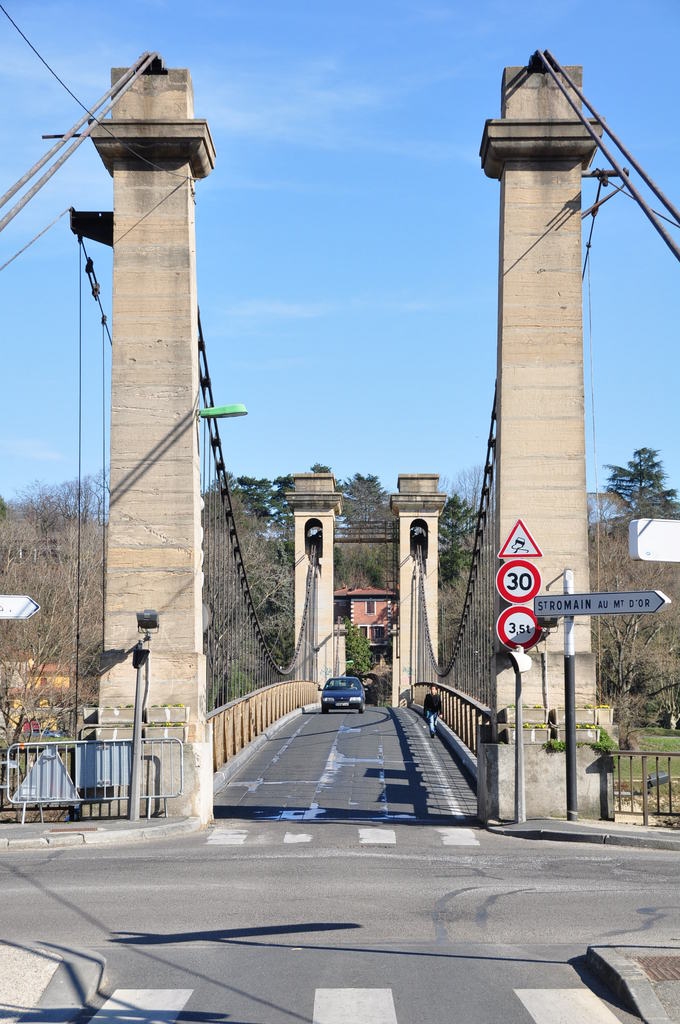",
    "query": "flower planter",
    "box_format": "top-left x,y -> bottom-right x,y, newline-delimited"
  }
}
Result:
98,707 -> 135,725
550,707 -> 599,726
148,706 -> 188,723
595,706 -> 613,726
499,707 -> 549,725
94,725 -> 133,741
506,726 -> 552,744
143,724 -> 187,741
555,726 -> 601,743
